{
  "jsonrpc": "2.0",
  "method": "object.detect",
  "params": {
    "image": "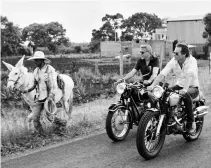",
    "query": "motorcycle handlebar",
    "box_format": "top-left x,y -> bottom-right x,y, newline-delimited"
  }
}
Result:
165,88 -> 185,98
